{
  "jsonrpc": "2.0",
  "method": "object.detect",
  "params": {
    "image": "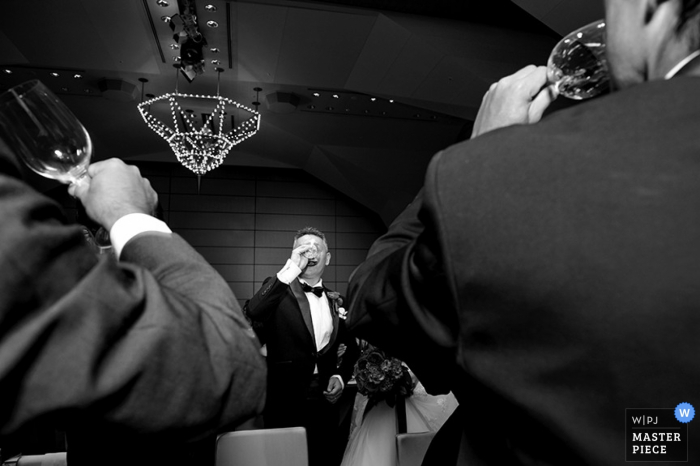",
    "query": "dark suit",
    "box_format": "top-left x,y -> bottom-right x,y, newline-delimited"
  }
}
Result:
246,276 -> 358,466
0,150 -> 267,465
346,77 -> 700,465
